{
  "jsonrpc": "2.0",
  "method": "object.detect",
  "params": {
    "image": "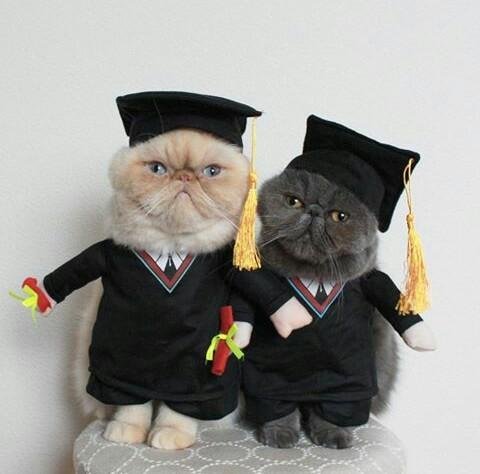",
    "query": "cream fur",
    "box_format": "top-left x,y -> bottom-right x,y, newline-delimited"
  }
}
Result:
72,129 -> 250,448
148,404 -> 198,449
103,401 -> 153,444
